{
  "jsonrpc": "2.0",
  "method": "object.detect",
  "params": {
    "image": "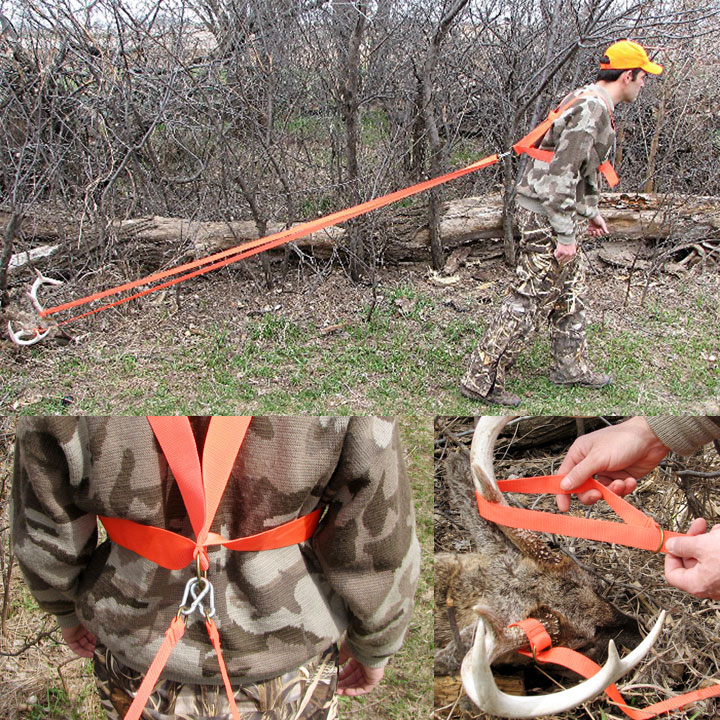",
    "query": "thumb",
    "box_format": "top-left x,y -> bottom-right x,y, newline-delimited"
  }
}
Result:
559,456 -> 595,491
665,535 -> 700,559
